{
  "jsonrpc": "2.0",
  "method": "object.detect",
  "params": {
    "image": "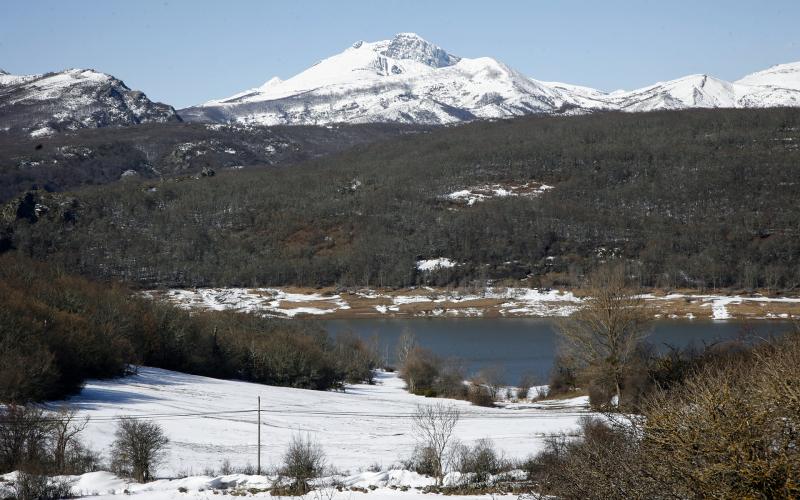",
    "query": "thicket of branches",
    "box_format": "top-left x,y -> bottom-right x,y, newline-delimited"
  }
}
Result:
3,108 -> 799,290
529,330 -> 800,499
0,254 -> 378,403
